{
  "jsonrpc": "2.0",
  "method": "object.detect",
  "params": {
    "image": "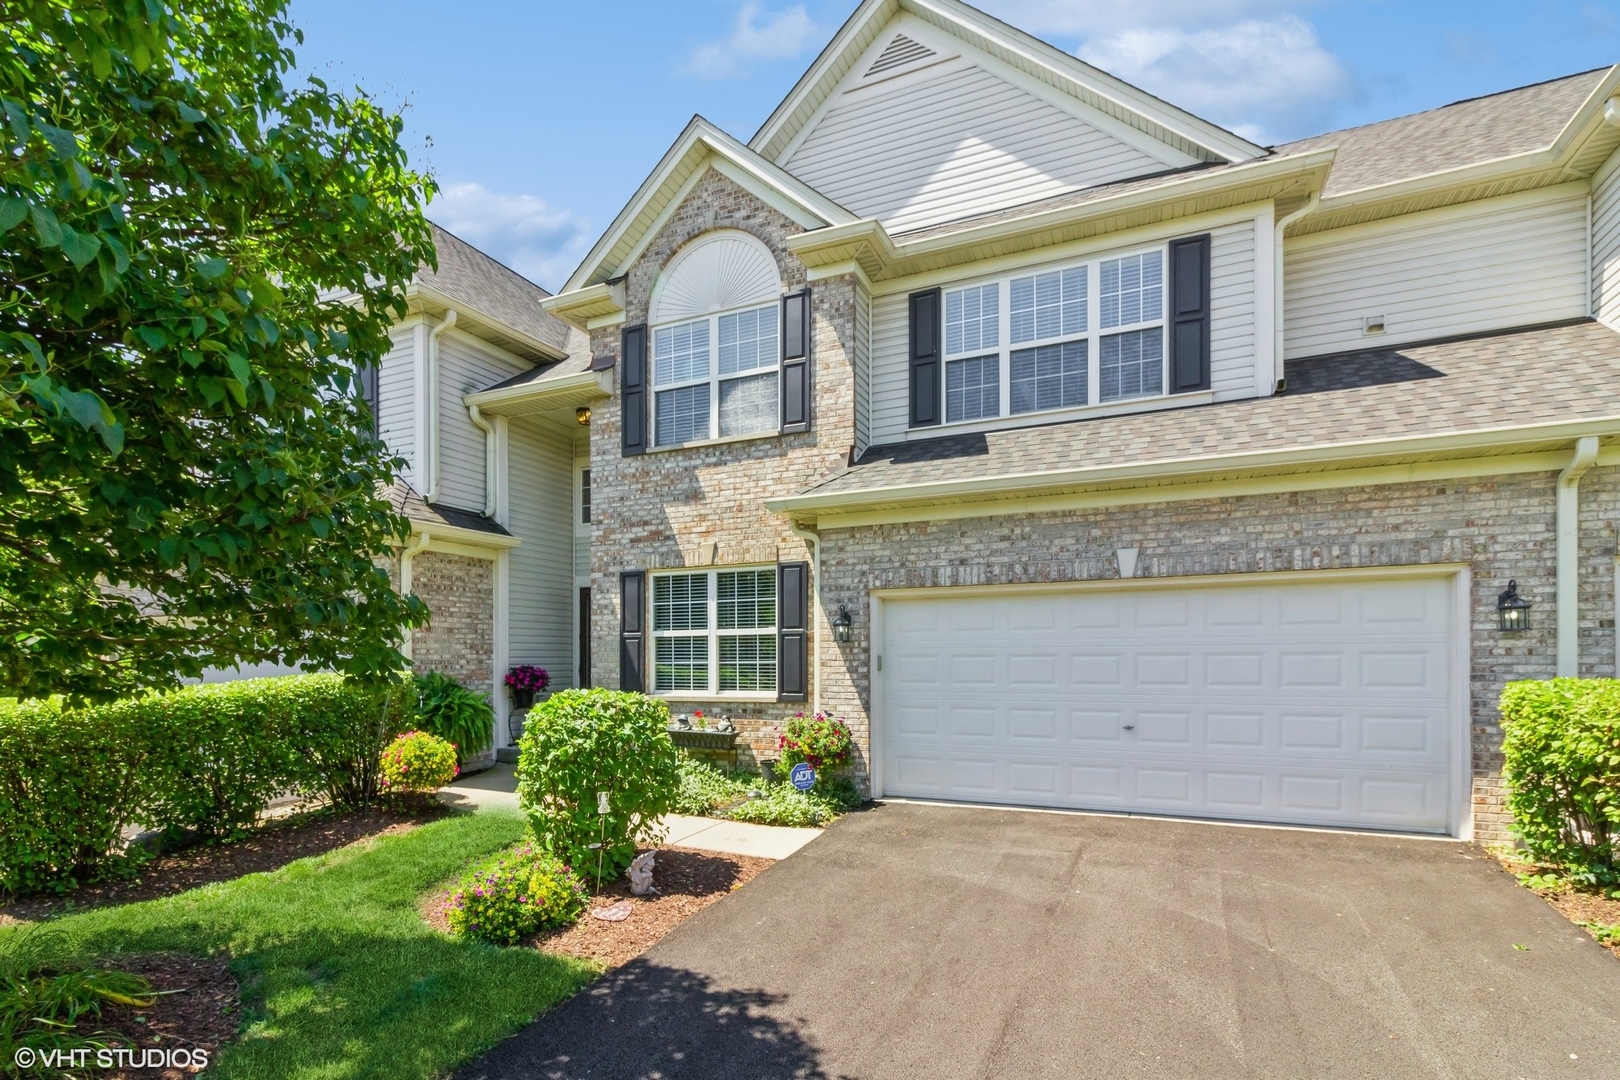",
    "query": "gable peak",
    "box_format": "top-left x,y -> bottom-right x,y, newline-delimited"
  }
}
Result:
865,32 -> 935,78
